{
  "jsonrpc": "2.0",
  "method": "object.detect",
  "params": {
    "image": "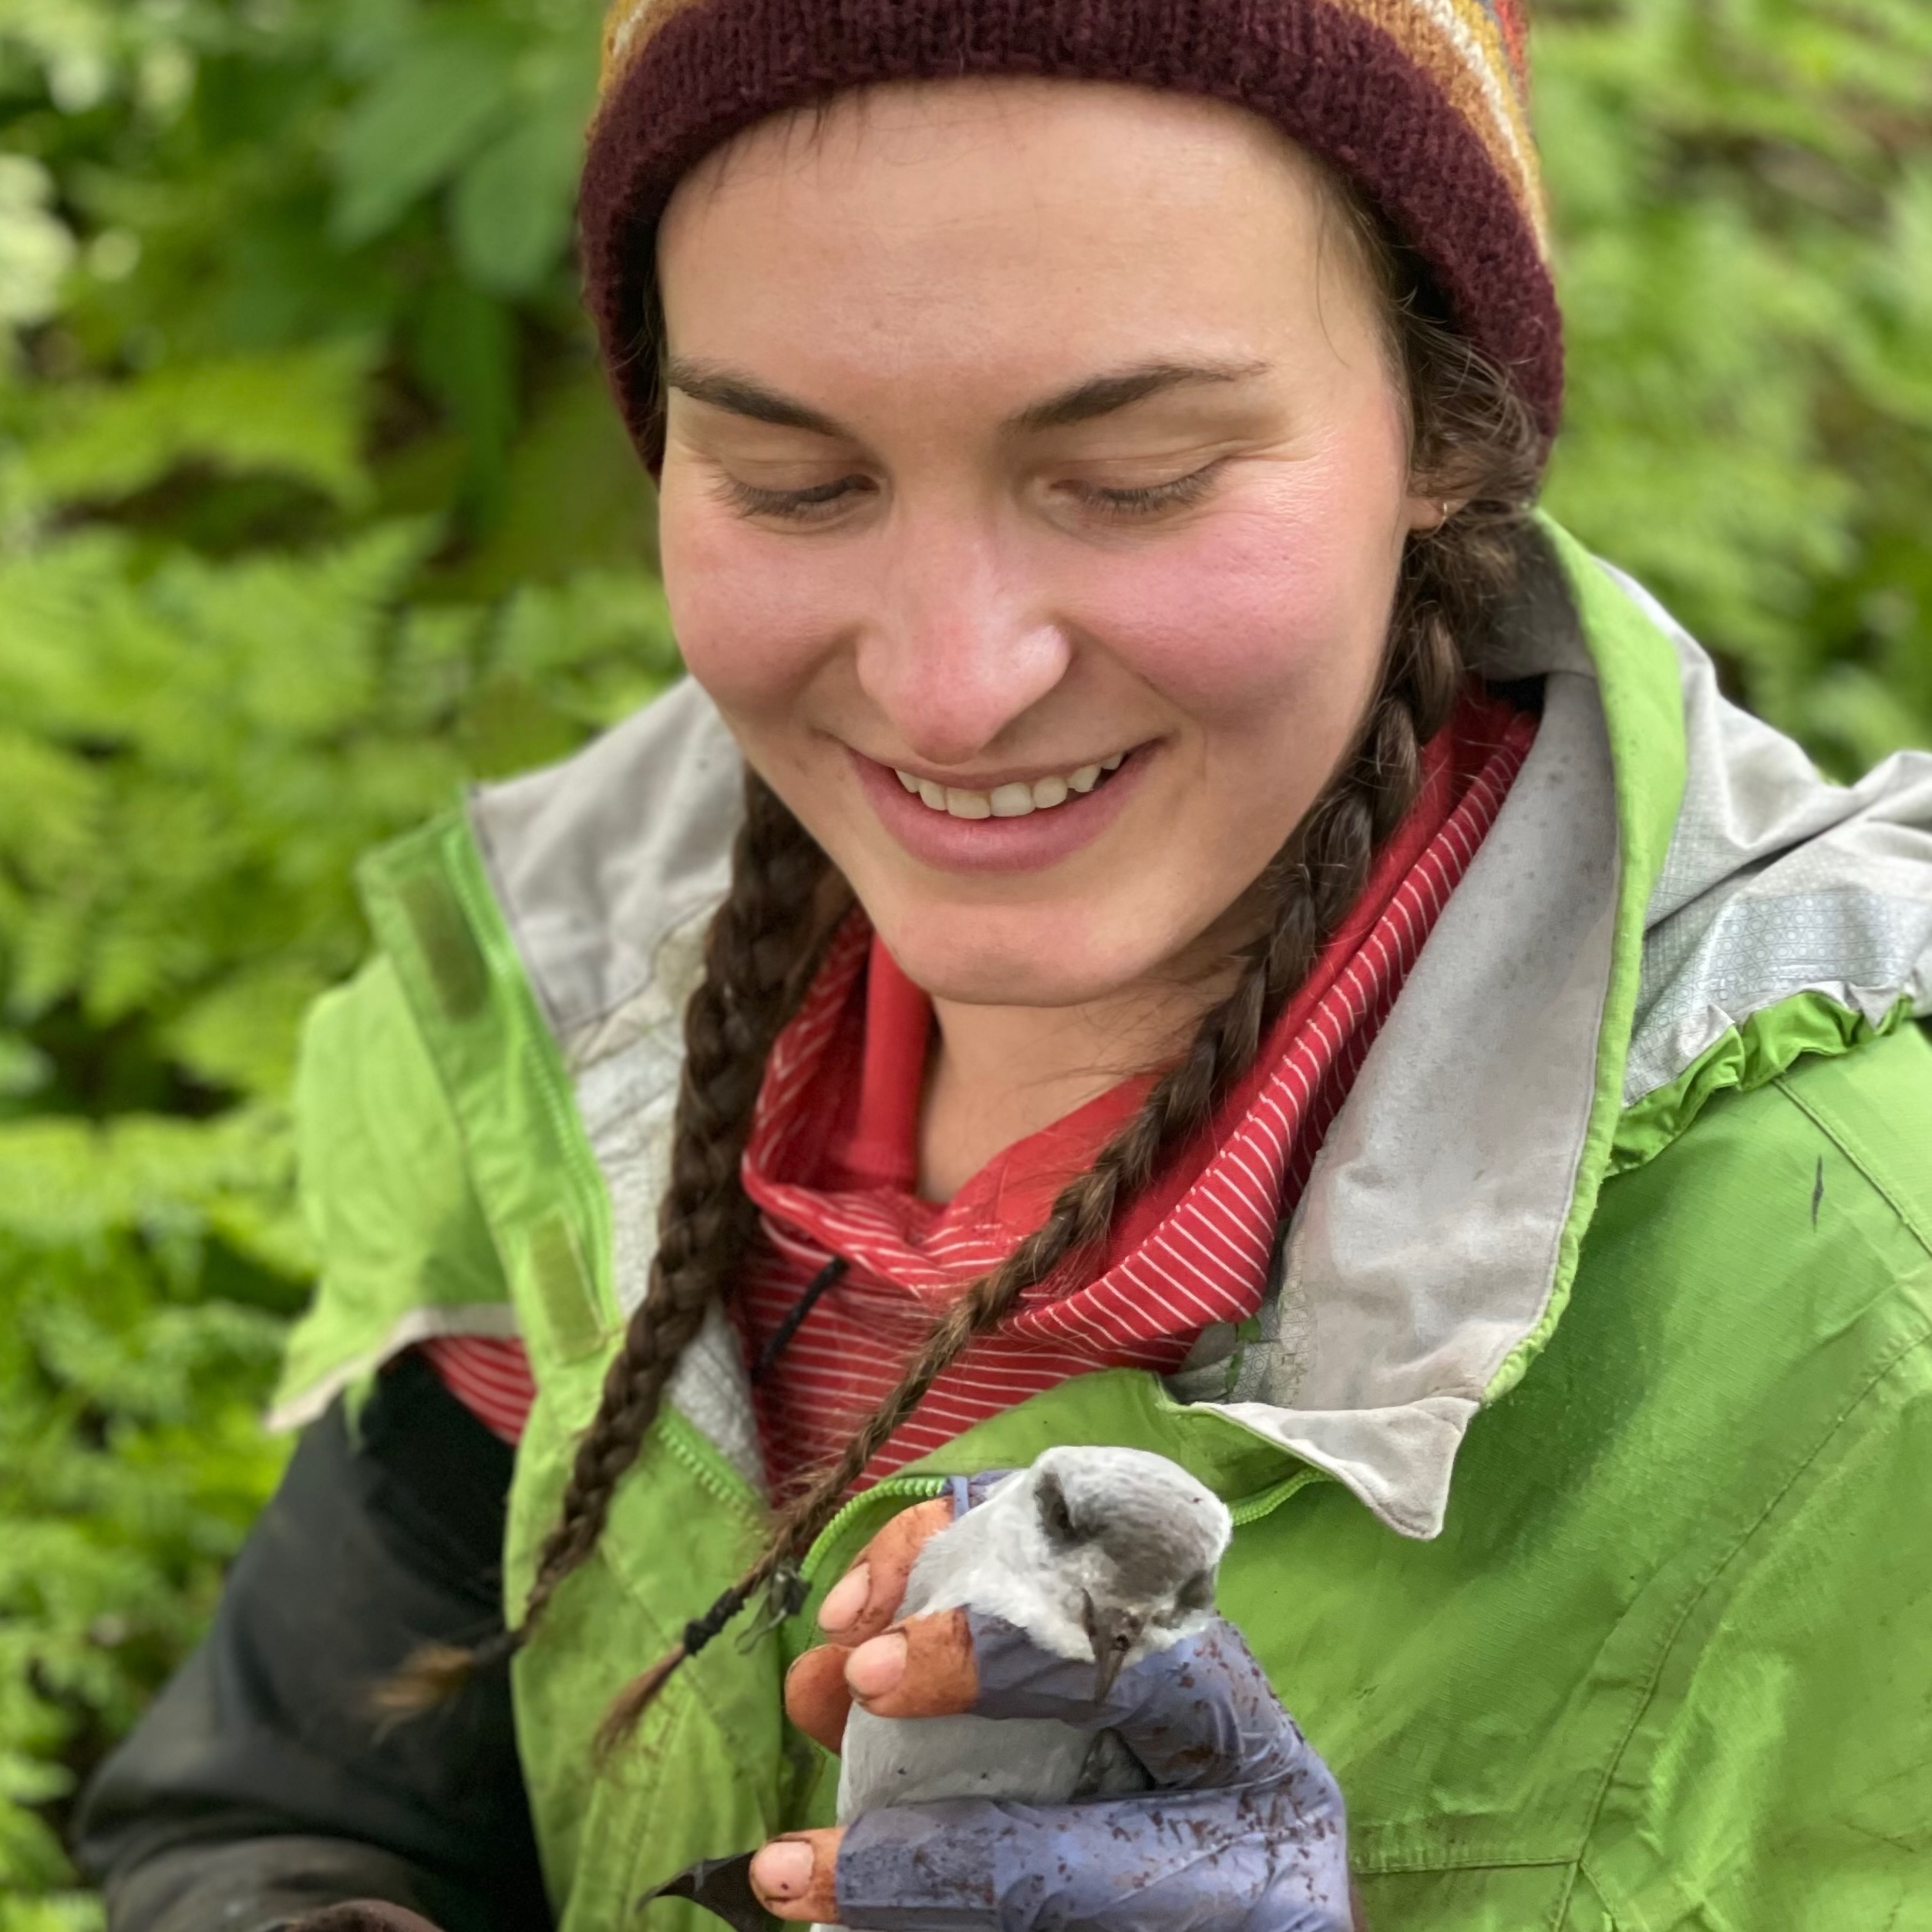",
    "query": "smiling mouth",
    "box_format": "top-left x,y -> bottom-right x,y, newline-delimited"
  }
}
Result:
891,751 -> 1132,821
